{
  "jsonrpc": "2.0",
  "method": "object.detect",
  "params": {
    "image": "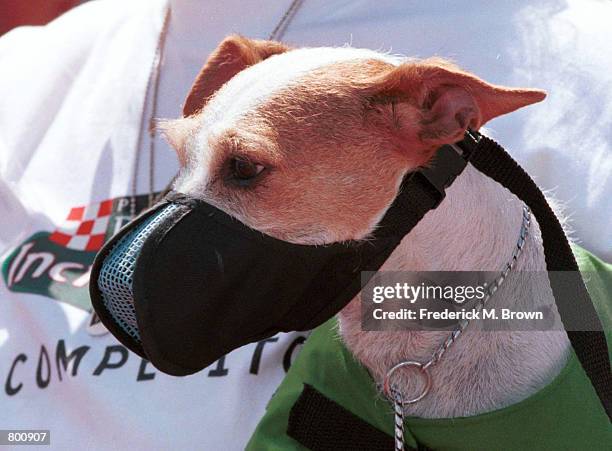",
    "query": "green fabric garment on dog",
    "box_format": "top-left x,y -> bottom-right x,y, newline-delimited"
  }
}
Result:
247,245 -> 612,450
